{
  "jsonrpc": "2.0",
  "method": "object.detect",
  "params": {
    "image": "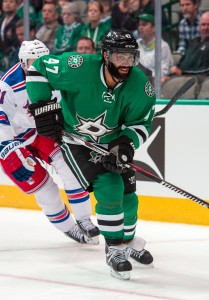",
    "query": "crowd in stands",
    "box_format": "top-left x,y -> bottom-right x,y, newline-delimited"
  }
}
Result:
0,0 -> 209,98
